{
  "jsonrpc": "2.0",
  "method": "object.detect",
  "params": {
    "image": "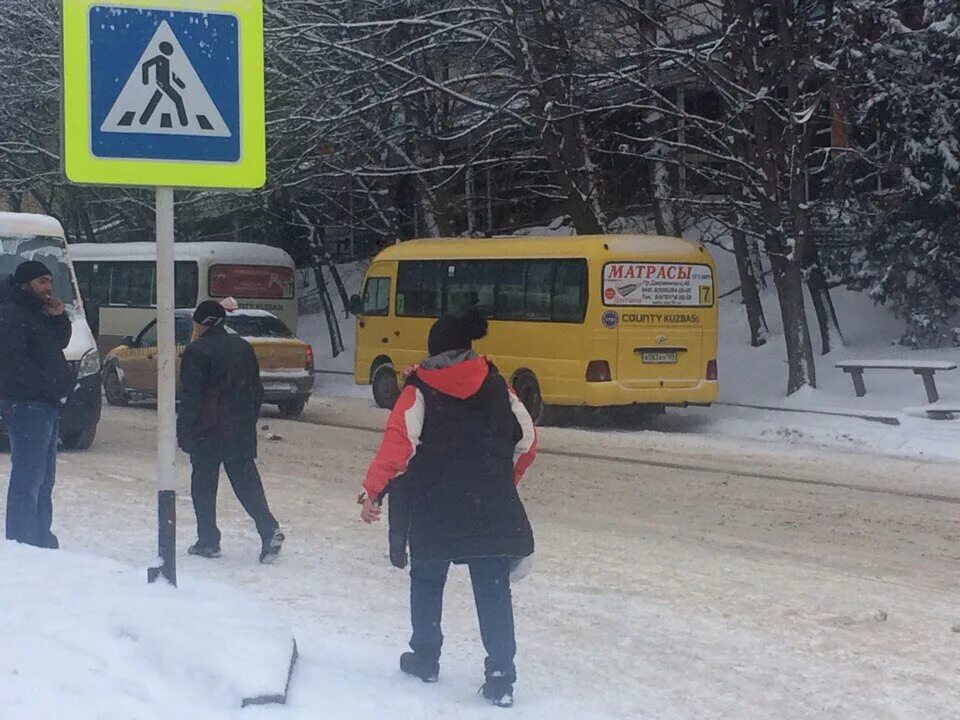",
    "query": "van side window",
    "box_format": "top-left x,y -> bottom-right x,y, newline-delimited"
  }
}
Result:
362,277 -> 391,316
